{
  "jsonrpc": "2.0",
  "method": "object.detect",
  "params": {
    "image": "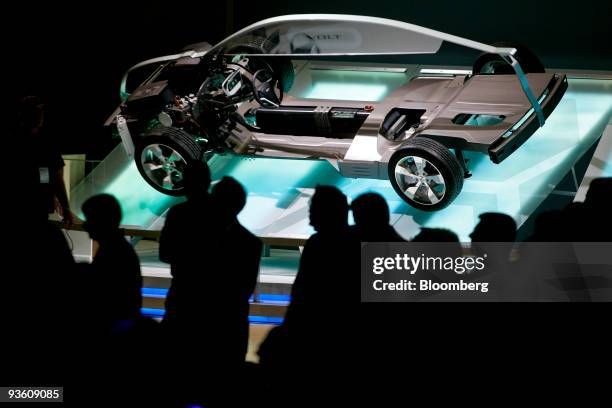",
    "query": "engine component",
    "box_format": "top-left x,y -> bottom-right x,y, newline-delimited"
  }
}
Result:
158,111 -> 173,127
126,80 -> 173,117
380,108 -> 426,141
